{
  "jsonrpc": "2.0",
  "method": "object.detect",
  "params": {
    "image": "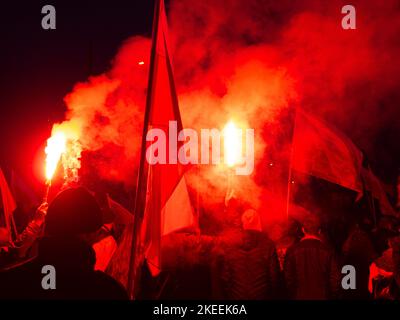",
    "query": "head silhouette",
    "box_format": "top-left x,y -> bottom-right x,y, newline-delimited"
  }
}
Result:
302,215 -> 321,236
45,187 -> 102,237
241,209 -> 262,232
